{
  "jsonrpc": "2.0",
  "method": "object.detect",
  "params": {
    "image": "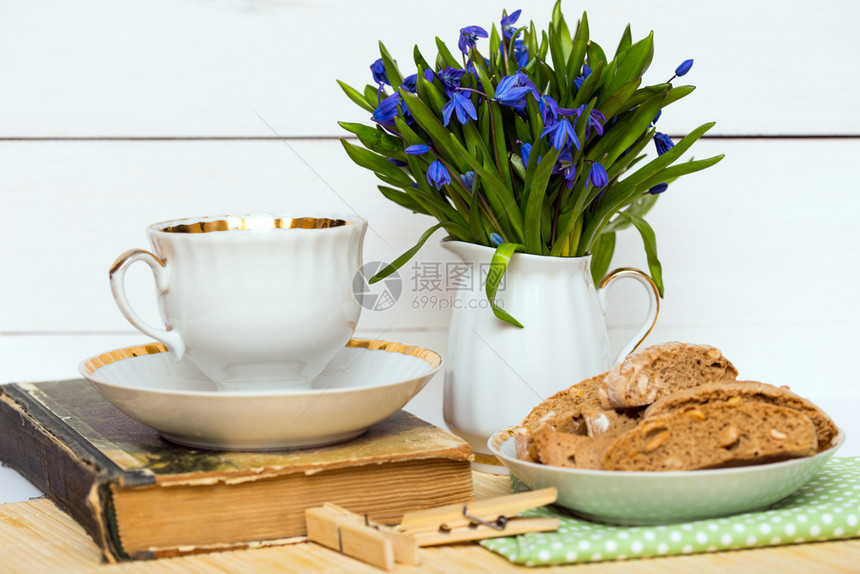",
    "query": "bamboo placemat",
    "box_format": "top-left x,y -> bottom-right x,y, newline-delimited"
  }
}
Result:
1,472 -> 860,573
